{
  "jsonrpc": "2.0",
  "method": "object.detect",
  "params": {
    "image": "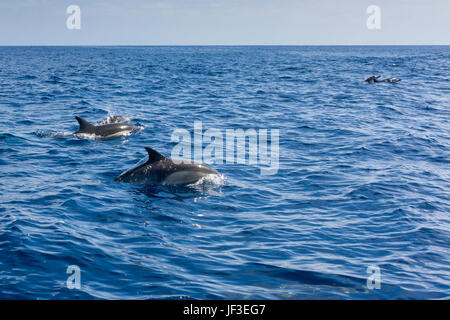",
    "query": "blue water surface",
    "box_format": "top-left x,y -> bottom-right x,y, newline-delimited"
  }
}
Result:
0,46 -> 449,299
